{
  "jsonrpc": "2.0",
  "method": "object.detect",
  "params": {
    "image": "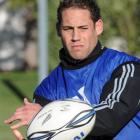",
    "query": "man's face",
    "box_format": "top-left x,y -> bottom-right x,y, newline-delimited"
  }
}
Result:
60,8 -> 103,60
